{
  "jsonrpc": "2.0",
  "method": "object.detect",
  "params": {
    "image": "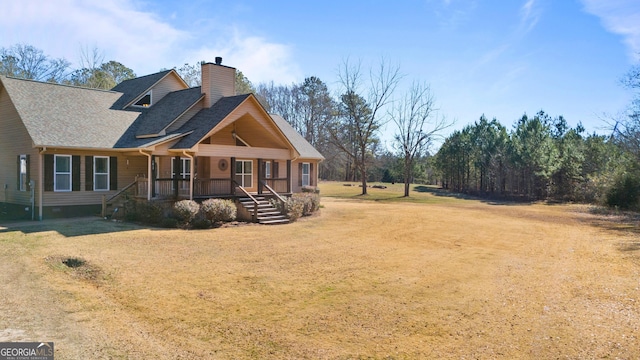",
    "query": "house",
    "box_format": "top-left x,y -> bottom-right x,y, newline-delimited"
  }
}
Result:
0,58 -> 323,221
